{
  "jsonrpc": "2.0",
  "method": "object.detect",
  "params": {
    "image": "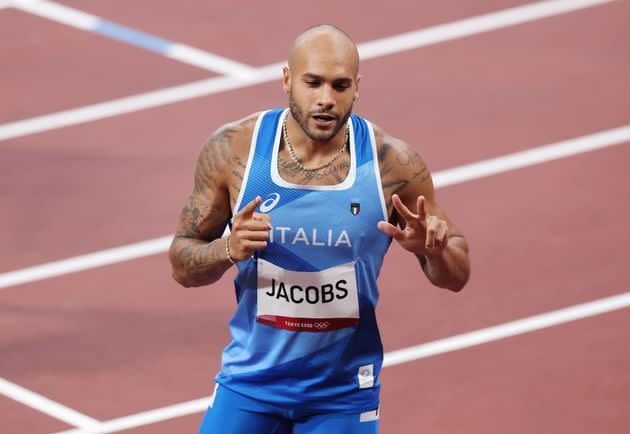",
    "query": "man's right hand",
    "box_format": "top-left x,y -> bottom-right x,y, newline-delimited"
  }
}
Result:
227,196 -> 272,261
